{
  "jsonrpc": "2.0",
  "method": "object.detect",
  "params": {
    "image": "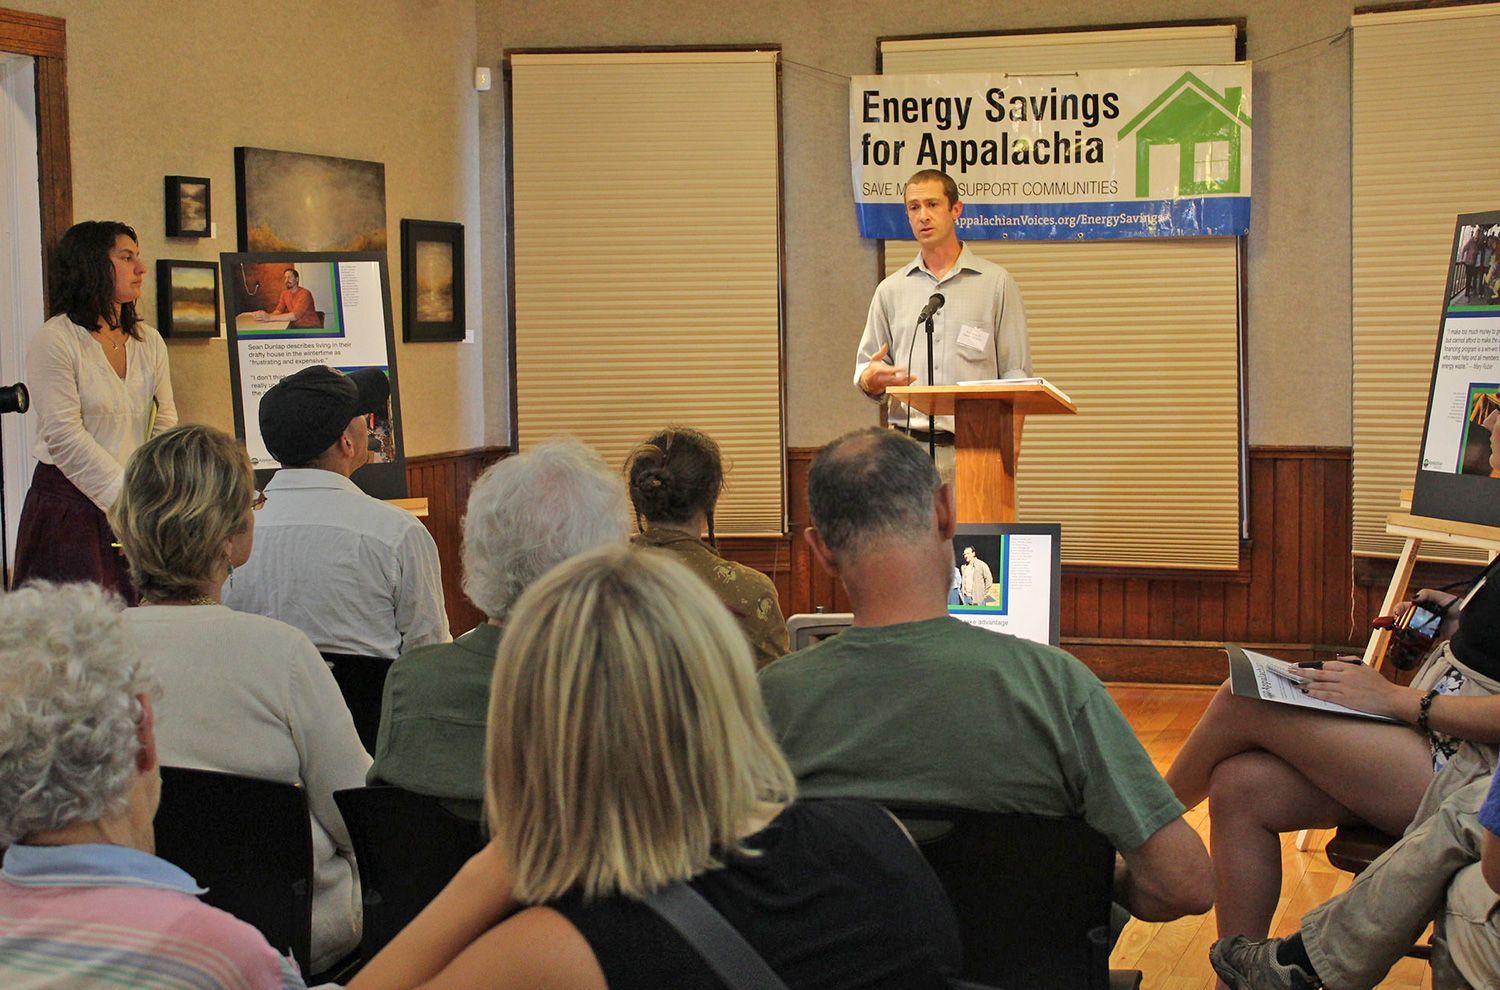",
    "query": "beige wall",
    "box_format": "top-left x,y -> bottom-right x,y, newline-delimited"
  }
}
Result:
18,0 -> 488,456
478,0 -> 1354,448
